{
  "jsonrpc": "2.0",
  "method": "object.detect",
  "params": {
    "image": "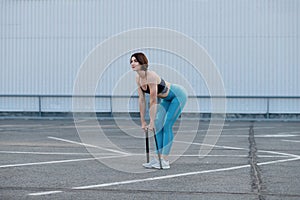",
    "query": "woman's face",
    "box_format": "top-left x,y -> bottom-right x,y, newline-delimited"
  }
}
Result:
130,56 -> 141,71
